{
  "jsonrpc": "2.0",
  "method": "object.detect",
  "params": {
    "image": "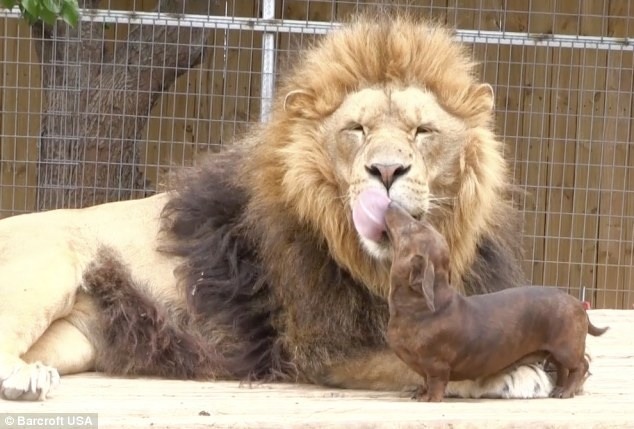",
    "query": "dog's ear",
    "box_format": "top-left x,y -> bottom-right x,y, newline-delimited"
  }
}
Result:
410,255 -> 435,312
421,260 -> 436,312
409,254 -> 425,285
